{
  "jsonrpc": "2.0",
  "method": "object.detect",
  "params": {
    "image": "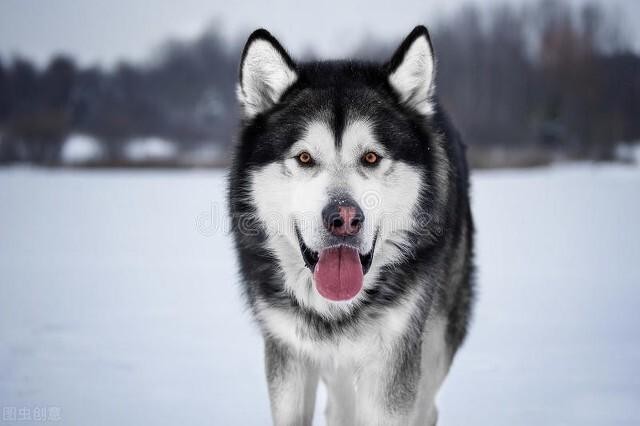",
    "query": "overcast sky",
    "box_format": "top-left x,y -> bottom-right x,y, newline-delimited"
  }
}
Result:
1,0 -> 638,68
